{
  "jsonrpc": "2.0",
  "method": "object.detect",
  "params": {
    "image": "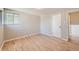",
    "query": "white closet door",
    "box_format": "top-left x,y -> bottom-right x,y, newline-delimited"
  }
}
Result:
52,14 -> 61,38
